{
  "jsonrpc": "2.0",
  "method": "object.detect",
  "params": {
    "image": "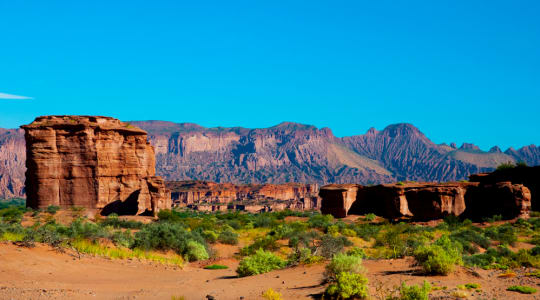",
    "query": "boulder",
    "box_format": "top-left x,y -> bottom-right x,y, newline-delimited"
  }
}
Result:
22,116 -> 171,215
